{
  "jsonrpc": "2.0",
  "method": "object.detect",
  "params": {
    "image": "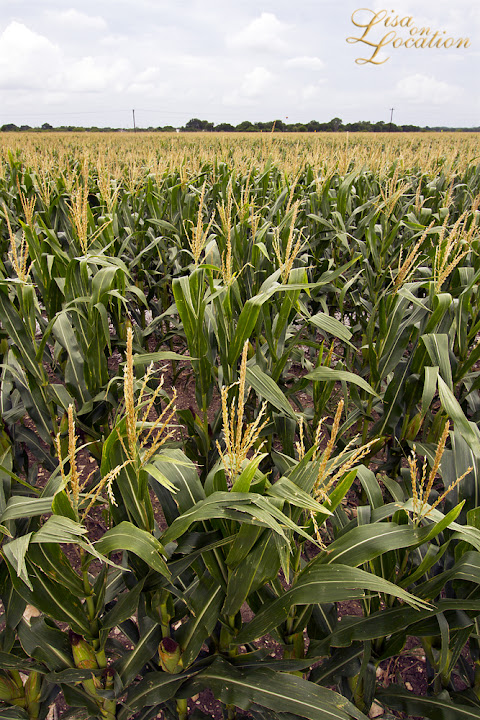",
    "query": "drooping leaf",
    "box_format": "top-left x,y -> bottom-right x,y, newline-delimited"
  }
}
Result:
10,562 -> 91,637
18,616 -> 74,671
377,686 -> 480,719
438,376 -> 480,456
237,564 -> 429,643
125,670 -> 194,710
95,522 -> 170,579
246,366 -> 297,420
314,523 -> 424,567
305,367 -> 378,397
182,657 -> 368,720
